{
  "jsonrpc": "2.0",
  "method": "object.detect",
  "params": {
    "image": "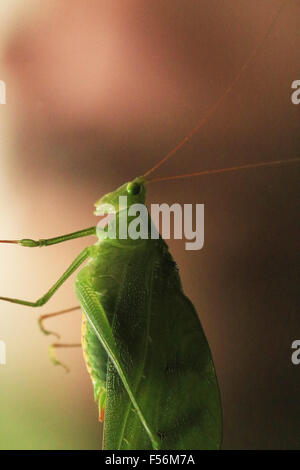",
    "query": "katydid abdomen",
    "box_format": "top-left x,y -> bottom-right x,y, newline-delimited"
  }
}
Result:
76,206 -> 222,450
